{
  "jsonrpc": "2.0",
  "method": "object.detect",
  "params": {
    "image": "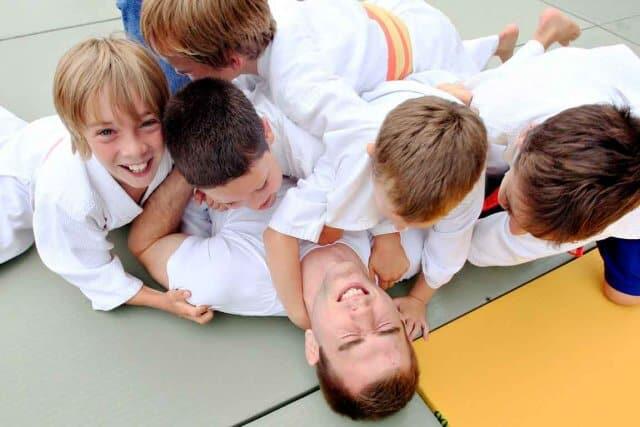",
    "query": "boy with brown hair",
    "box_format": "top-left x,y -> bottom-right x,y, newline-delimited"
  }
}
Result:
0,37 -> 211,323
441,43 -> 640,305
473,103 -> 640,305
